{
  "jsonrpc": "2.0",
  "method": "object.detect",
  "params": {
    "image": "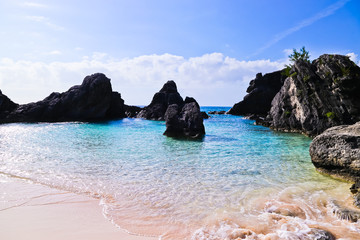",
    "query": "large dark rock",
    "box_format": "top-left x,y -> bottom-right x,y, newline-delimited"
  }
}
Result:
268,54 -> 360,136
163,97 -> 205,139
0,90 -> 19,119
309,122 -> 360,181
227,71 -> 286,116
0,73 -> 125,123
137,81 -> 205,138
137,80 -> 183,120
